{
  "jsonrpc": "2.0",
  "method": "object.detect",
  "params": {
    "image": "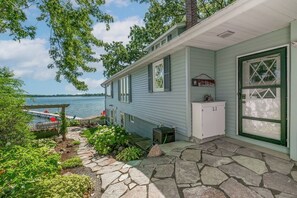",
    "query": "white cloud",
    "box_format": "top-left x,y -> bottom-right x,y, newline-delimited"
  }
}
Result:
92,16 -> 144,45
65,77 -> 106,94
105,0 -> 130,7
0,39 -> 55,80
